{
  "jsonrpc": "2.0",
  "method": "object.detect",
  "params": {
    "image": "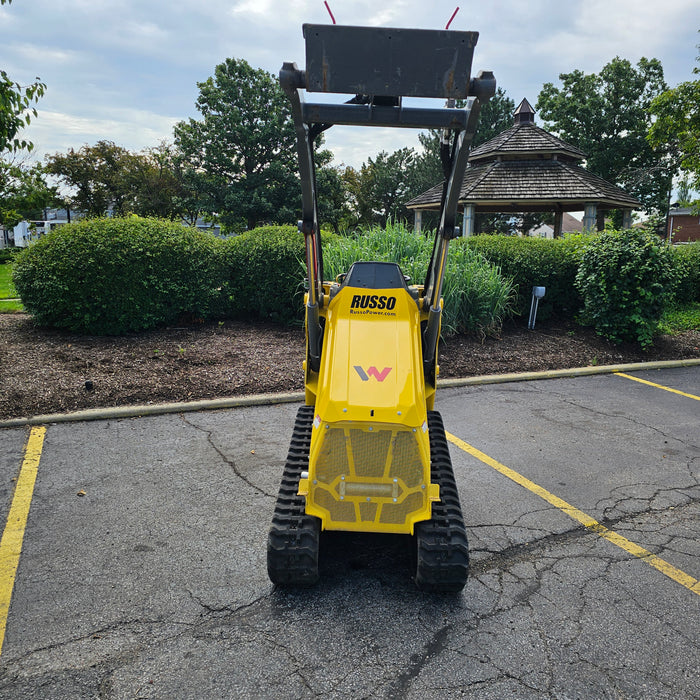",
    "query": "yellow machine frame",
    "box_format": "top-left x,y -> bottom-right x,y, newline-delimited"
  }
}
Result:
300,273 -> 441,534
